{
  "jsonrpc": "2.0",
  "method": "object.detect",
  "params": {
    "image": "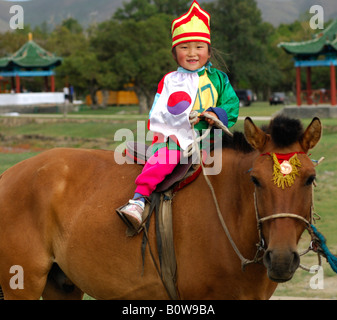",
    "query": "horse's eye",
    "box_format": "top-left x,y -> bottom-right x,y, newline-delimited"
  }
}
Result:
251,176 -> 260,187
306,175 -> 316,186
